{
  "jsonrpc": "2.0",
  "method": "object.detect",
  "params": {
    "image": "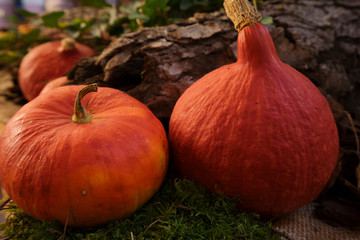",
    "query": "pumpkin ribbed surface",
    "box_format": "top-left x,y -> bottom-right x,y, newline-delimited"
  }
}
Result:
18,39 -> 95,101
0,85 -> 168,227
169,22 -> 338,216
40,76 -> 70,94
